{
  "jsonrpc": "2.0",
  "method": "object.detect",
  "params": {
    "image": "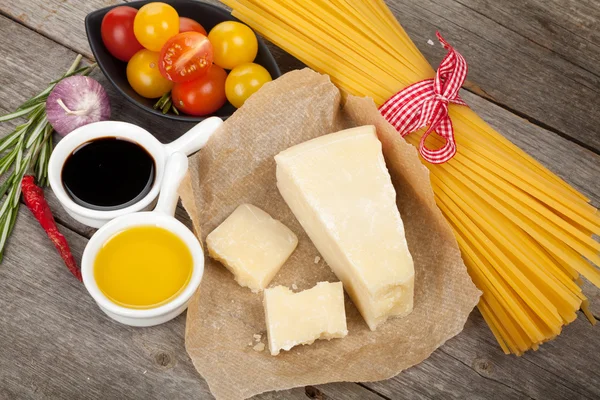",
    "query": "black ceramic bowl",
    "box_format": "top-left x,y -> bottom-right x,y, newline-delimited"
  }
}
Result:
85,0 -> 281,122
